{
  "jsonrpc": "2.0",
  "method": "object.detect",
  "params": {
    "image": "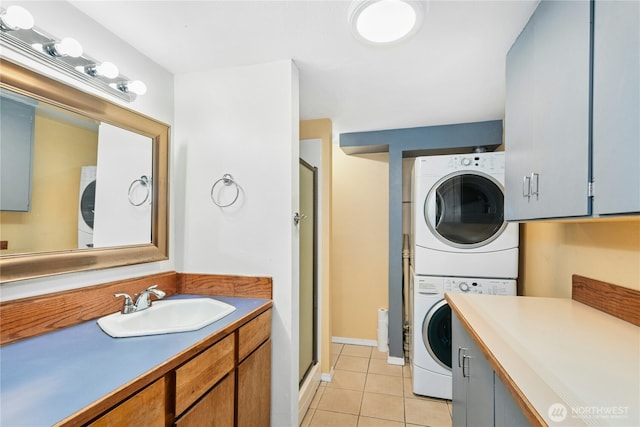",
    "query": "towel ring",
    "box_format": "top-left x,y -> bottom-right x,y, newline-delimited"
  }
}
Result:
128,175 -> 152,206
211,173 -> 239,207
